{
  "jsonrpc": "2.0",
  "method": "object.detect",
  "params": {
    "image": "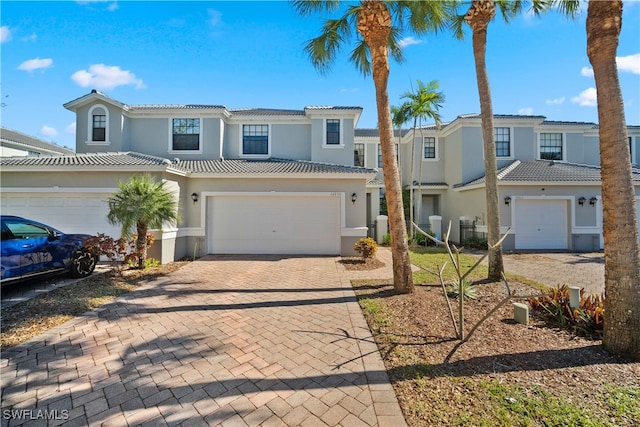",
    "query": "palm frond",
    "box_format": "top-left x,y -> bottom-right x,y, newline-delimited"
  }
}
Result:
292,0 -> 341,16
349,40 -> 371,76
